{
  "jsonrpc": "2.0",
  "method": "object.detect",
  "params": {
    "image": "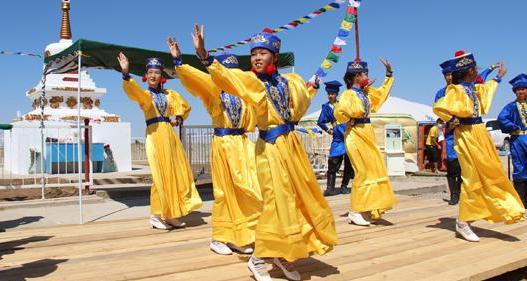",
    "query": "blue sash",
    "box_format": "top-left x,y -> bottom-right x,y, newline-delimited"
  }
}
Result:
458,117 -> 483,125
259,122 -> 295,144
146,117 -> 170,126
213,128 -> 246,137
